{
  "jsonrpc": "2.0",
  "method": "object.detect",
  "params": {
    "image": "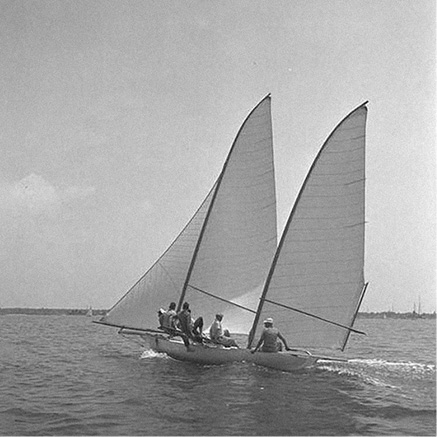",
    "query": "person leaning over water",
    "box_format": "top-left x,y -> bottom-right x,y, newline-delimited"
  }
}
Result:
251,318 -> 291,353
177,302 -> 204,343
